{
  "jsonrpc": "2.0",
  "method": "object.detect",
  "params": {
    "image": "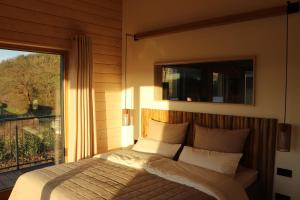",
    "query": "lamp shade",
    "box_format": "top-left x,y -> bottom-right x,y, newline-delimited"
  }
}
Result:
122,109 -> 133,126
277,123 -> 292,152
